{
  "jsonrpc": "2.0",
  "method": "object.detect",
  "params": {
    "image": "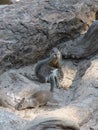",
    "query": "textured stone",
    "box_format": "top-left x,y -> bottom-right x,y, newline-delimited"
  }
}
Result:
0,69 -> 40,109
59,20 -> 98,59
0,0 -> 97,73
0,0 -> 98,130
